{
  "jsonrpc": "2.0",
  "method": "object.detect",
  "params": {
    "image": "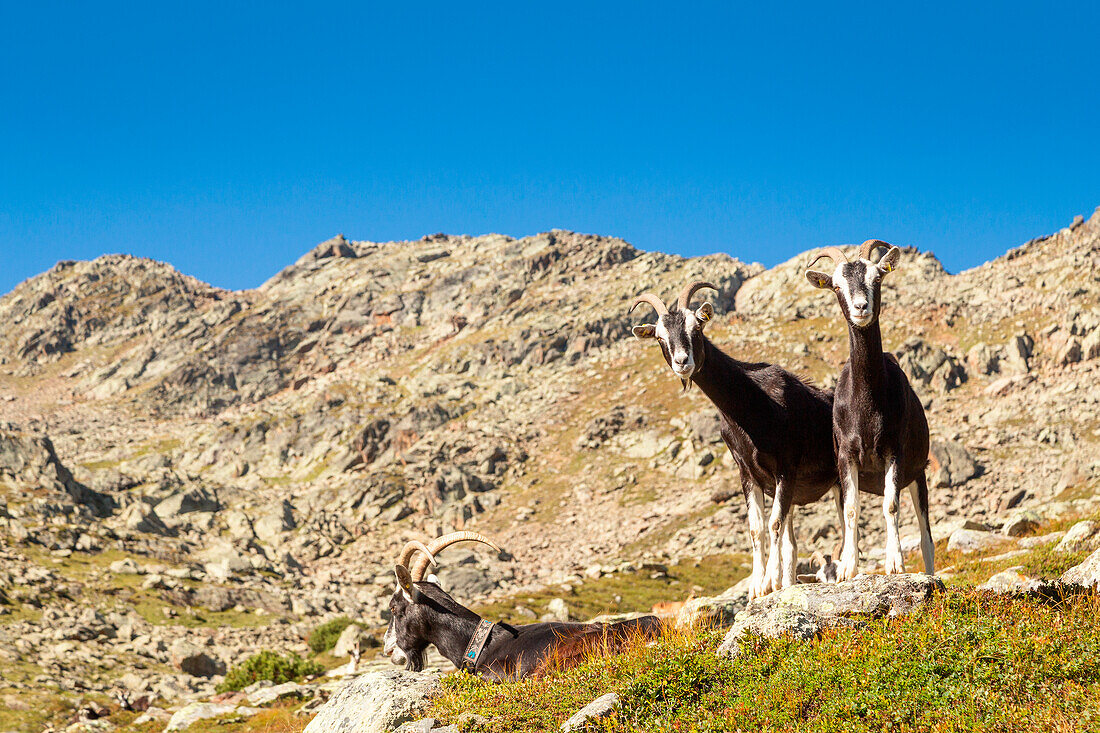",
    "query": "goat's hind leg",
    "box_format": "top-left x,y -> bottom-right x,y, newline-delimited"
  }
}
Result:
909,472 -> 934,574
745,483 -> 768,600
781,512 -> 797,589
763,481 -> 790,596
